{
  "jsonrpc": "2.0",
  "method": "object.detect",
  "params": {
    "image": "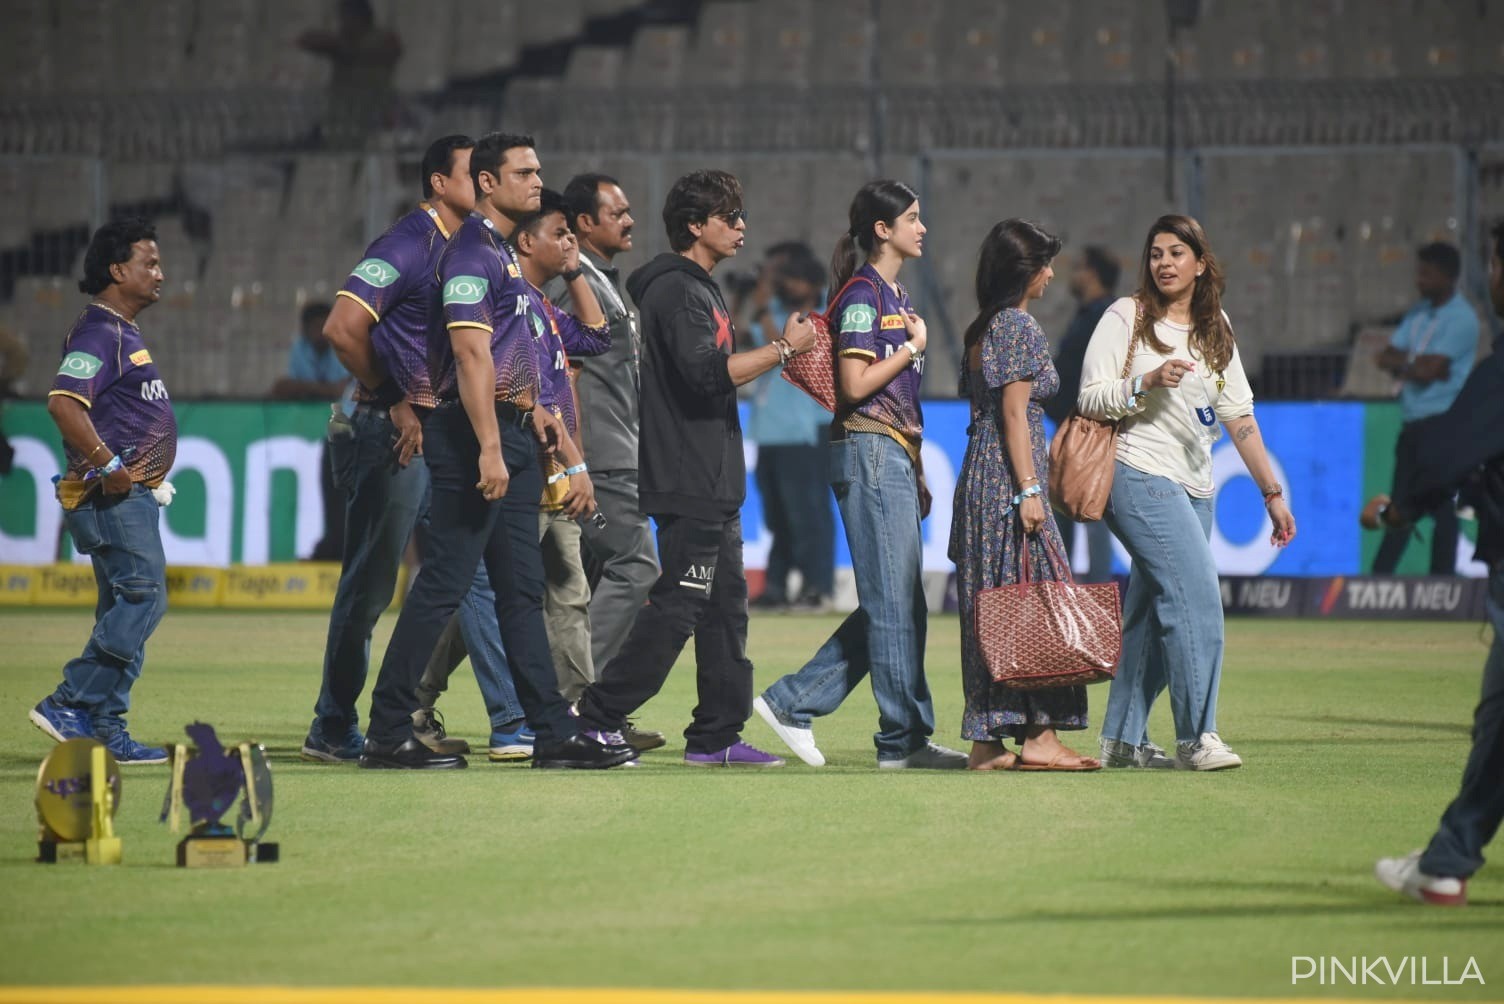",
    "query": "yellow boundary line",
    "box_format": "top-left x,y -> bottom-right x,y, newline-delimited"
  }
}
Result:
0,989 -> 1465,1004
